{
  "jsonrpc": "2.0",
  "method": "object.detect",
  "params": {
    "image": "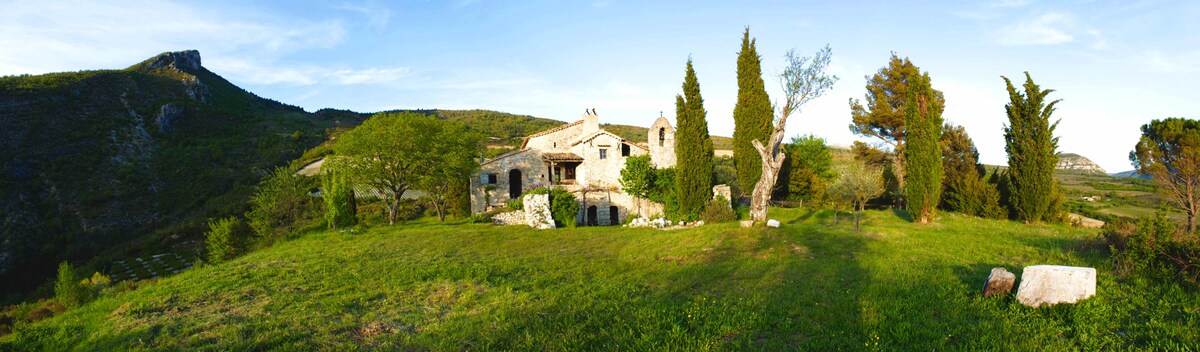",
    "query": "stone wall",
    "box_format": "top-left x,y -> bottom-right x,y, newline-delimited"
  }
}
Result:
492,211 -> 526,226
470,149 -> 550,213
573,133 -> 647,189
